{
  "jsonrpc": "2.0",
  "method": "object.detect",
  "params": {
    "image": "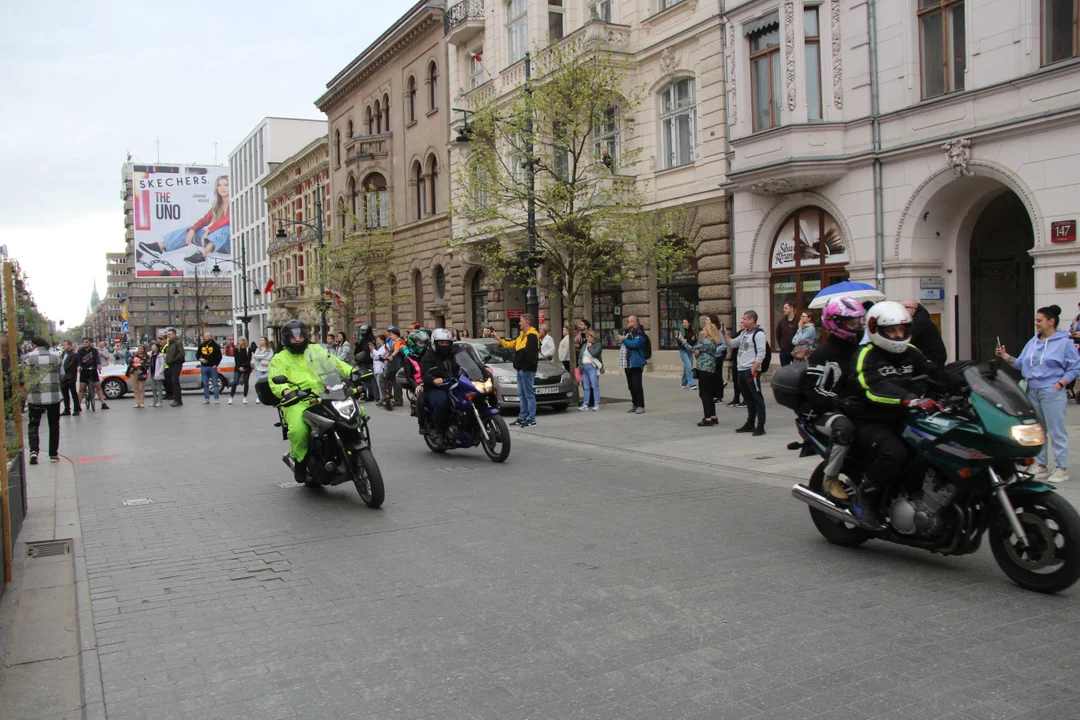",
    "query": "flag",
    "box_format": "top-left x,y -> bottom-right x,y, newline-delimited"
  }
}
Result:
264,278 -> 275,294
472,52 -> 482,62
324,289 -> 344,308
